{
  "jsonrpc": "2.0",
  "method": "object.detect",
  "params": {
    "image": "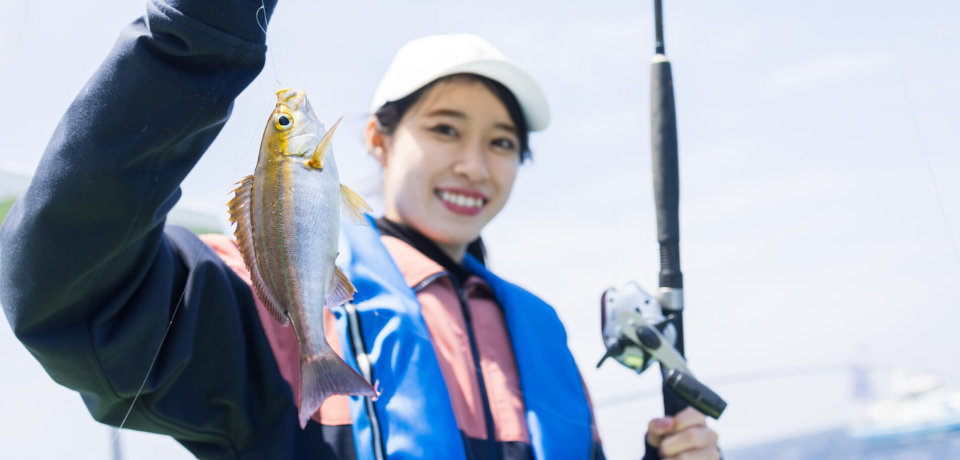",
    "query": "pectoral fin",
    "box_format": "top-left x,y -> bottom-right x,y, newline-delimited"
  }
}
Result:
228,175 -> 289,326
324,266 -> 357,308
304,116 -> 343,170
340,184 -> 373,225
